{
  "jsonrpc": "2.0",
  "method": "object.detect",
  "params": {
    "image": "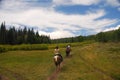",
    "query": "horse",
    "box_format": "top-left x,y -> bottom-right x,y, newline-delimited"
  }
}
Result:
54,54 -> 63,71
66,47 -> 71,57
